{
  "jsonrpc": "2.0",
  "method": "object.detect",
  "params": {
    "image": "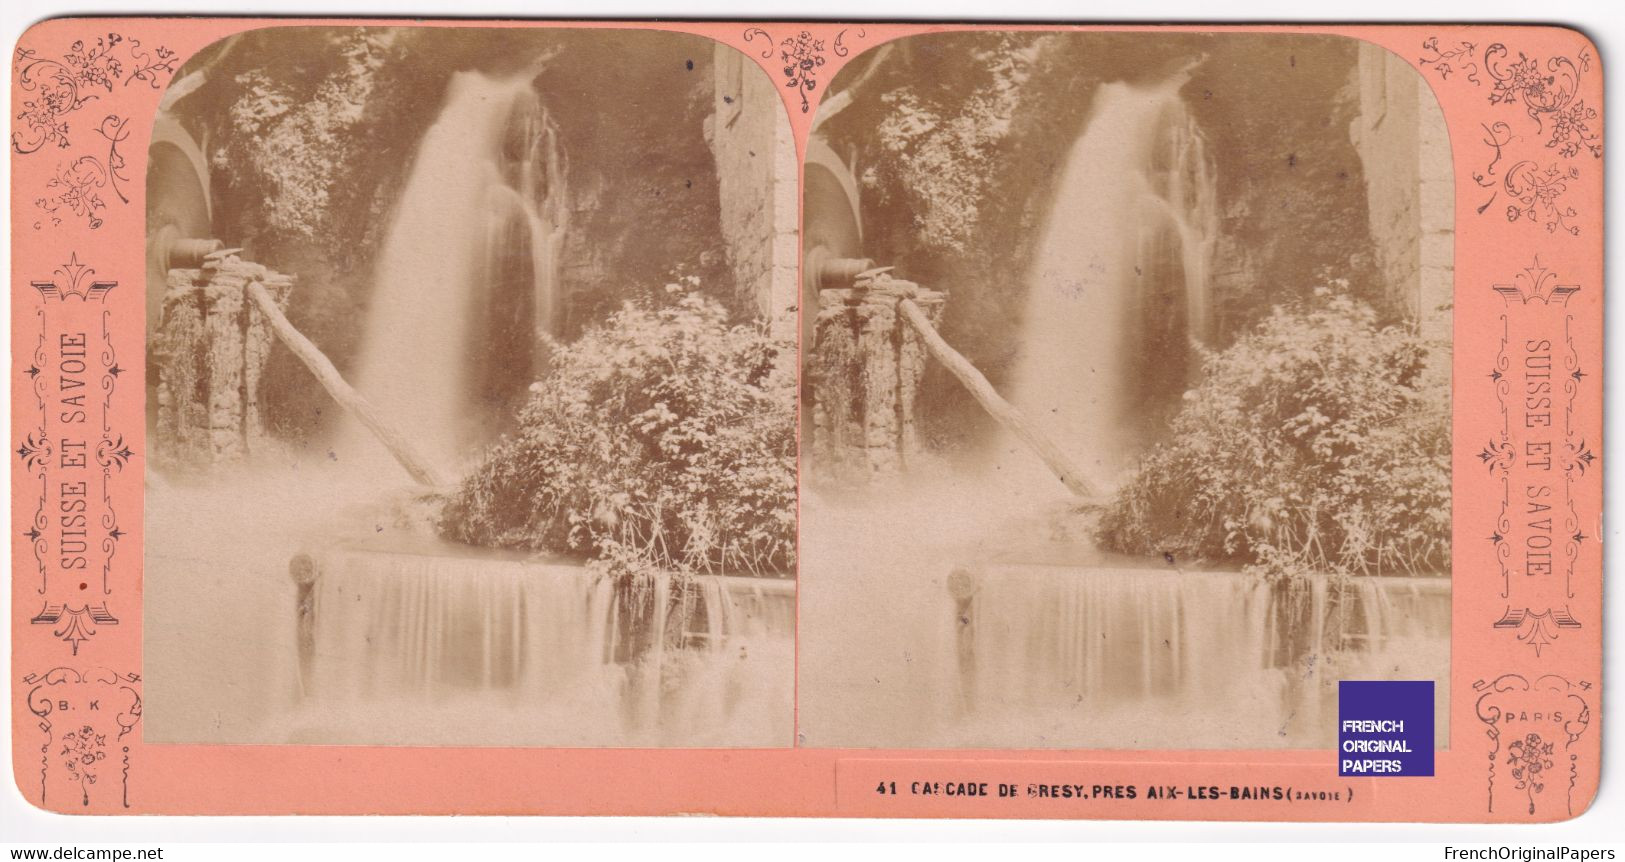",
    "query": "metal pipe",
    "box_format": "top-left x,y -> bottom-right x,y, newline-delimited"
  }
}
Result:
167,237 -> 224,268
814,255 -> 875,289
